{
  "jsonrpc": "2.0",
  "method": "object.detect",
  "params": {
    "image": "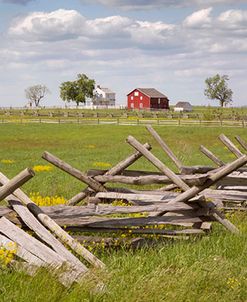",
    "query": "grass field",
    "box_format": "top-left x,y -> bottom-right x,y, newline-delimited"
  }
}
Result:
0,123 -> 247,301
